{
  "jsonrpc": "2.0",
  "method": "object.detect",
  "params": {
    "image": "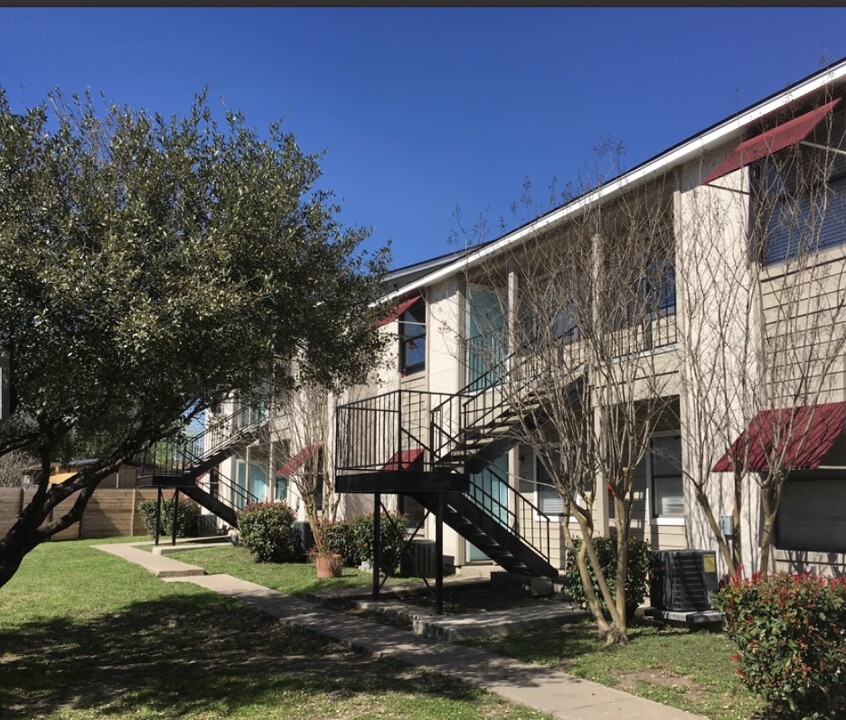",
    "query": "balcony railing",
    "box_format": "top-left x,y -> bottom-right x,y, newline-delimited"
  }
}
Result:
335,389 -> 455,474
